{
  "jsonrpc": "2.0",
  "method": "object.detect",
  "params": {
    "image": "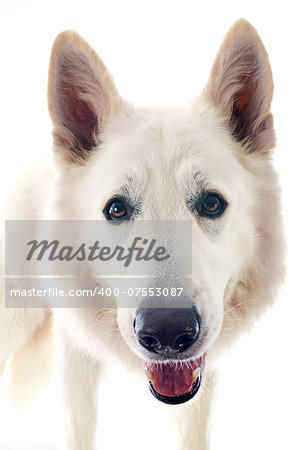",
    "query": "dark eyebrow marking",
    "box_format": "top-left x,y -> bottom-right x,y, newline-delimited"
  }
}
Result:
118,177 -> 144,216
185,171 -> 209,207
